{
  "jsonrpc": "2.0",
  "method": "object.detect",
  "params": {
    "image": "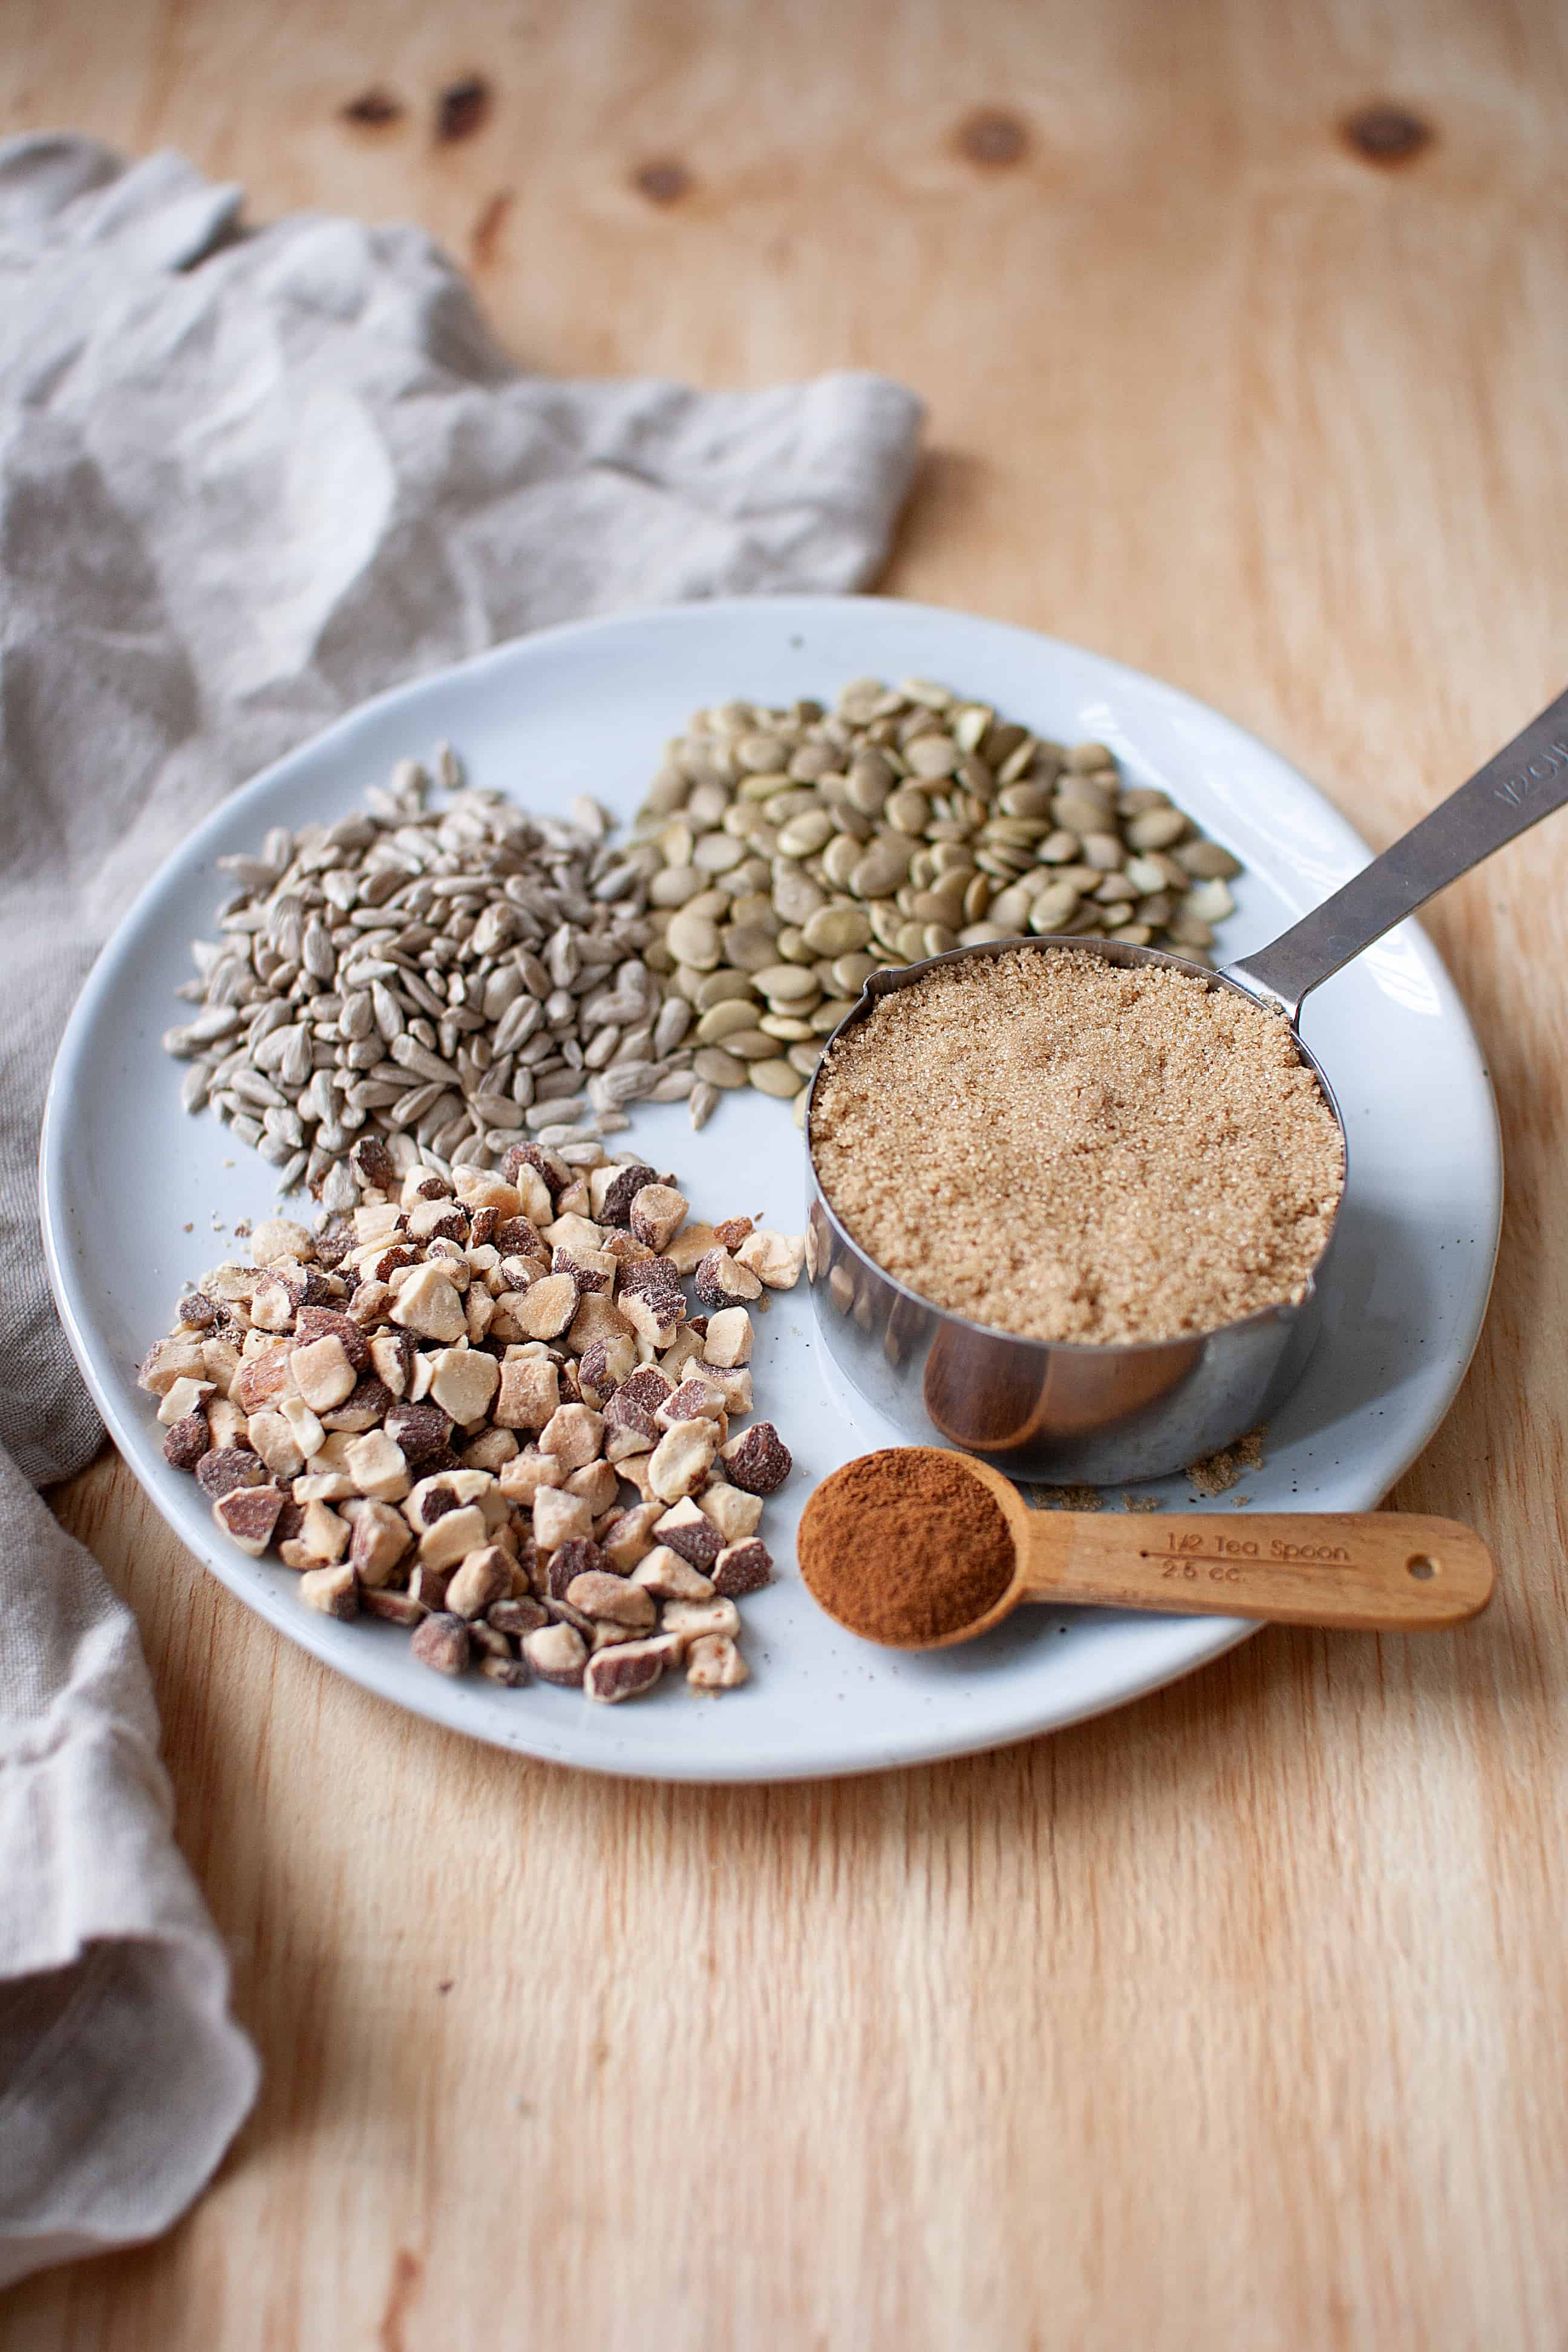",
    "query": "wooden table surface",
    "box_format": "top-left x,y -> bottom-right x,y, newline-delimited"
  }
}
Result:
5,3 -> 1568,2345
